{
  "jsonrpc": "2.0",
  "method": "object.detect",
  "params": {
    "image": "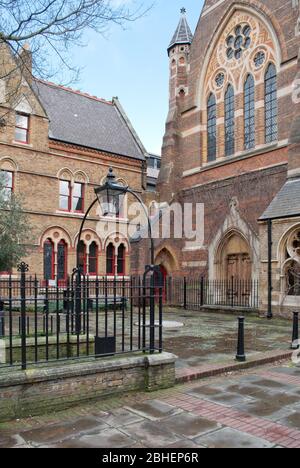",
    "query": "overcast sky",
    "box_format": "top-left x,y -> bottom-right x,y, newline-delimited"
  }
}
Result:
69,0 -> 204,155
